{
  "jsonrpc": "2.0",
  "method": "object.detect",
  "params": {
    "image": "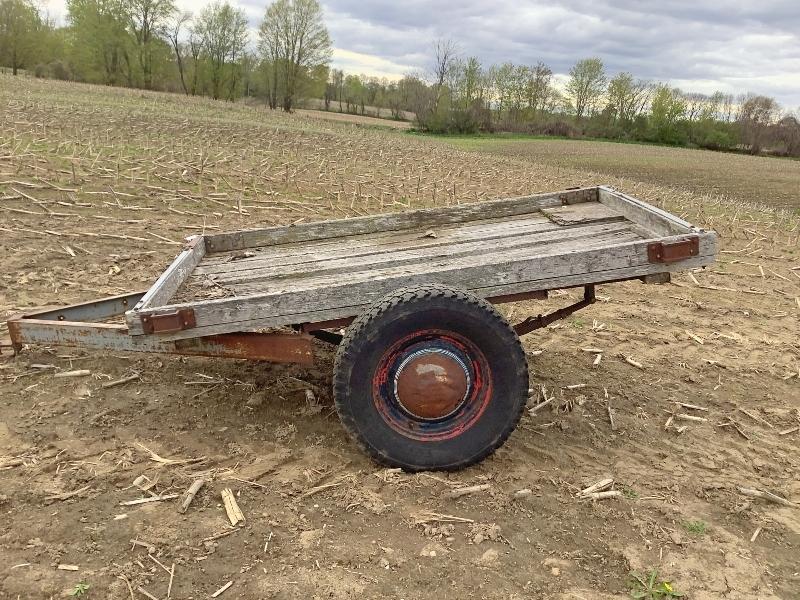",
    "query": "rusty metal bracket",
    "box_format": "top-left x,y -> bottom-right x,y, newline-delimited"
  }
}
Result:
513,285 -> 596,336
648,237 -> 699,264
140,309 -> 196,334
